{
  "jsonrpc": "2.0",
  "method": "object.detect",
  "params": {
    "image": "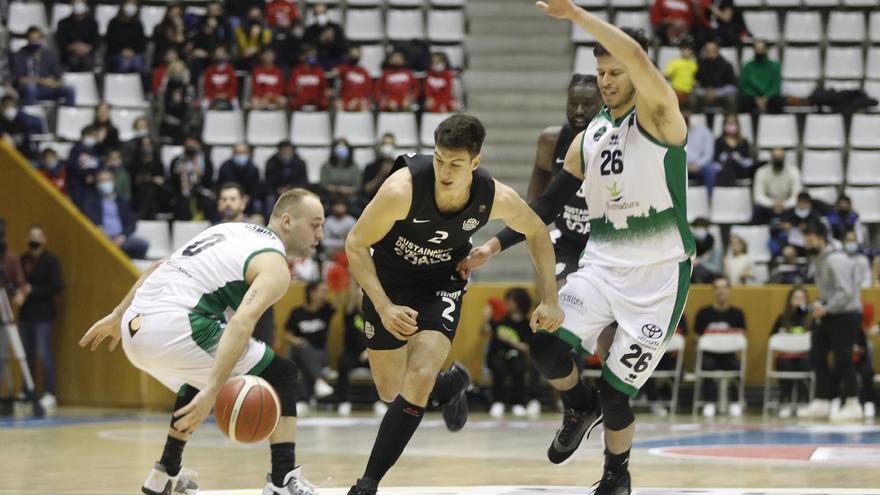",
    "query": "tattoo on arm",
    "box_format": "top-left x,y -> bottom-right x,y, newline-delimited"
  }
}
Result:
244,289 -> 258,306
